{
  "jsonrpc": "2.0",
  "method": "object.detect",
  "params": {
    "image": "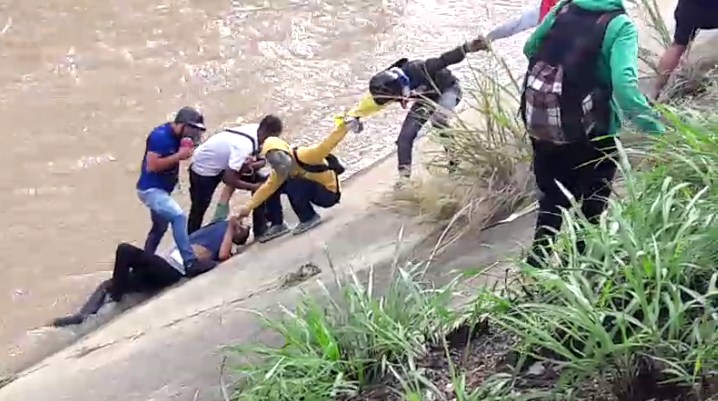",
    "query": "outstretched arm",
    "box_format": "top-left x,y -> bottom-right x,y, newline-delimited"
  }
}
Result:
218,217 -> 241,261
423,36 -> 488,77
423,45 -> 470,77
609,20 -> 664,135
244,169 -> 286,211
487,5 -> 541,42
